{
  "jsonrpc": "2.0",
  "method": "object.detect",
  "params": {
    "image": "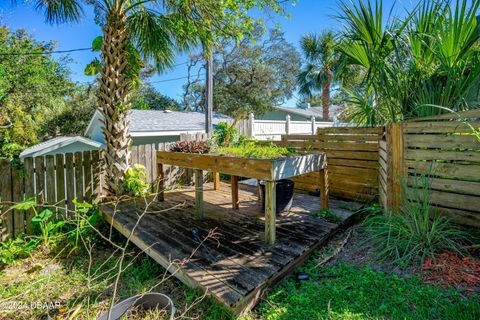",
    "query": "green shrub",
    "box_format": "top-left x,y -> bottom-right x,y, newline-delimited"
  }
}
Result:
0,235 -> 38,266
124,164 -> 150,197
212,122 -> 246,147
365,174 -> 469,265
216,141 -> 296,159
